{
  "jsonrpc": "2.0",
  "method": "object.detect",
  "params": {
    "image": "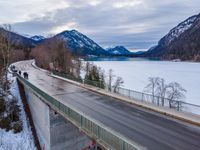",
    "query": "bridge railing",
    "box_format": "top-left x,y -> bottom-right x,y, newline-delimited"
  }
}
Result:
116,87 -> 200,115
17,75 -> 142,150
